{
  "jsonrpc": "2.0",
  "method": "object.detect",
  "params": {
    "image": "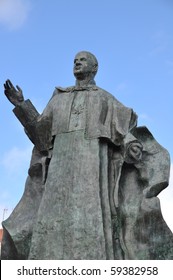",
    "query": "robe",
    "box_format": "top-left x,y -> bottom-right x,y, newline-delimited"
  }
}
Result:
2,85 -> 173,260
